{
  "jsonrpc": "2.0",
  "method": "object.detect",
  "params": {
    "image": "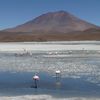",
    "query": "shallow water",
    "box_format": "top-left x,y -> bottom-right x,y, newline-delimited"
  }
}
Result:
0,42 -> 100,98
0,71 -> 100,98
